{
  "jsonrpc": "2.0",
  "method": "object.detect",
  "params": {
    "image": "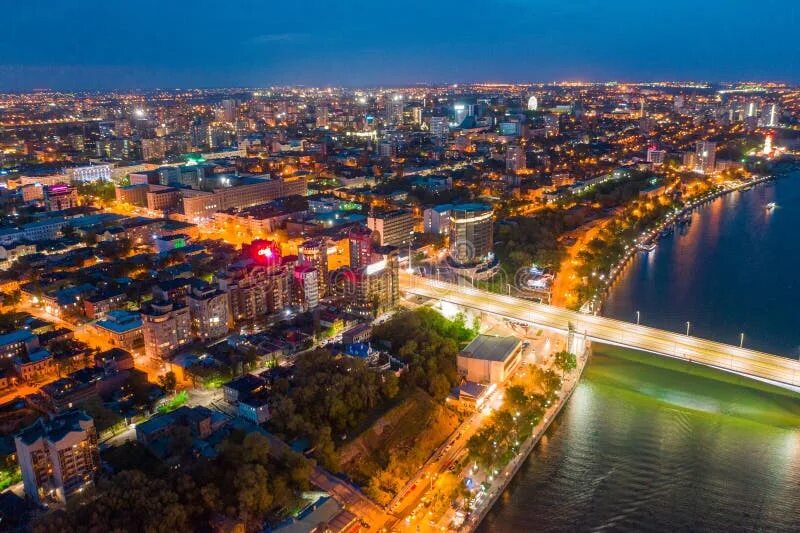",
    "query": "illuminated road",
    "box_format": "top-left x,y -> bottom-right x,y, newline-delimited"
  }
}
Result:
400,272 -> 800,390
